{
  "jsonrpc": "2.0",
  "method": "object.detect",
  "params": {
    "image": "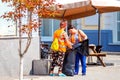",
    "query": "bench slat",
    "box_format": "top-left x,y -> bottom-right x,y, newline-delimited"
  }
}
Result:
88,53 -> 107,56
